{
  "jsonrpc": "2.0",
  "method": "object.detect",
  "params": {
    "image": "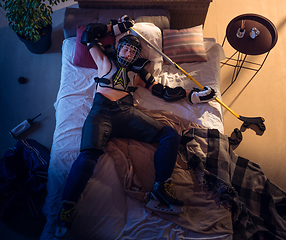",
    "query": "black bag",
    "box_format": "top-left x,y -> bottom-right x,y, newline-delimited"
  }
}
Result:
0,139 -> 50,222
